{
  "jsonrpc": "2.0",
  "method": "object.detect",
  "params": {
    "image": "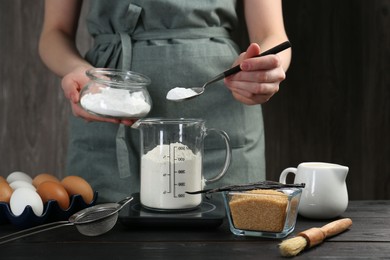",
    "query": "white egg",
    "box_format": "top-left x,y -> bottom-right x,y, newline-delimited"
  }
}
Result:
9,180 -> 36,191
10,188 -> 44,216
7,171 -> 33,184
